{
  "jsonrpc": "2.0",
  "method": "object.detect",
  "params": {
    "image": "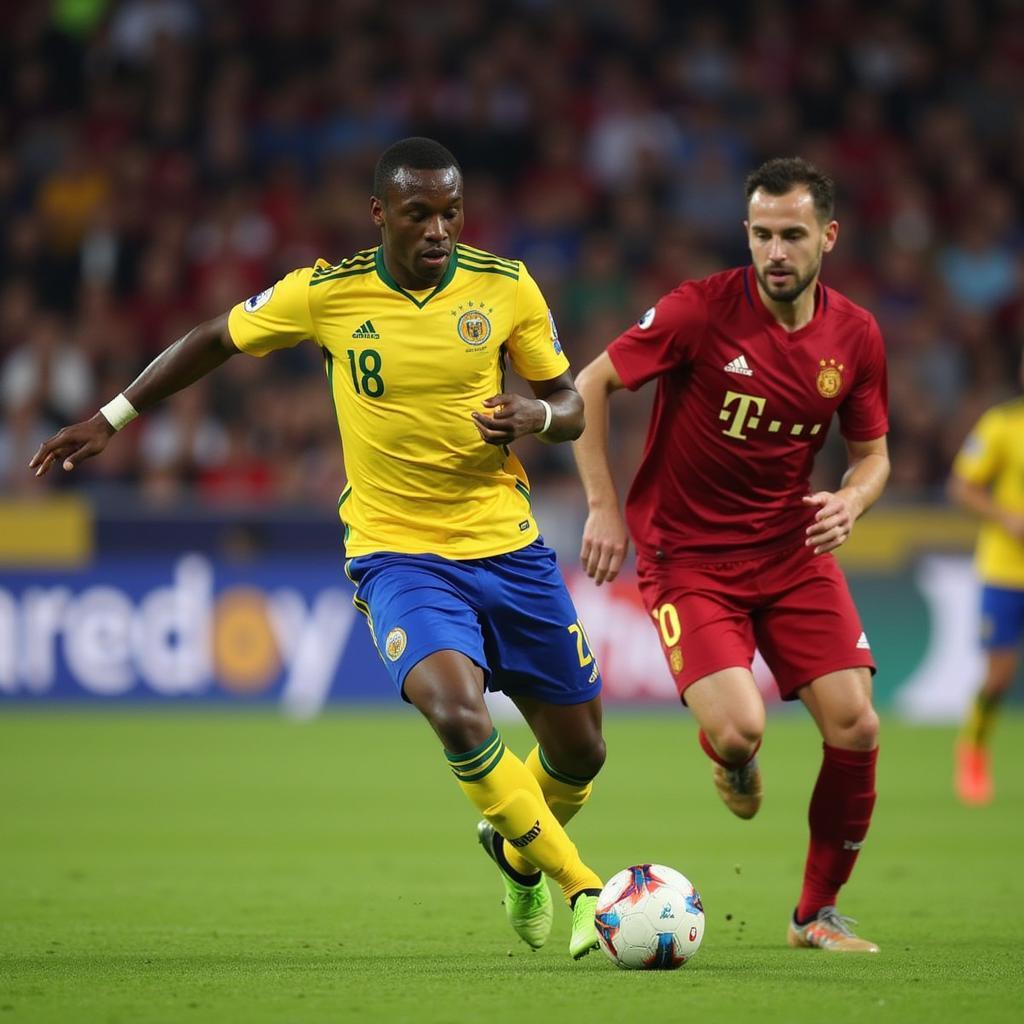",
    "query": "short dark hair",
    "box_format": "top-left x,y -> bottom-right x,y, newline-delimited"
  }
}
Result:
744,157 -> 835,222
373,137 -> 461,198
